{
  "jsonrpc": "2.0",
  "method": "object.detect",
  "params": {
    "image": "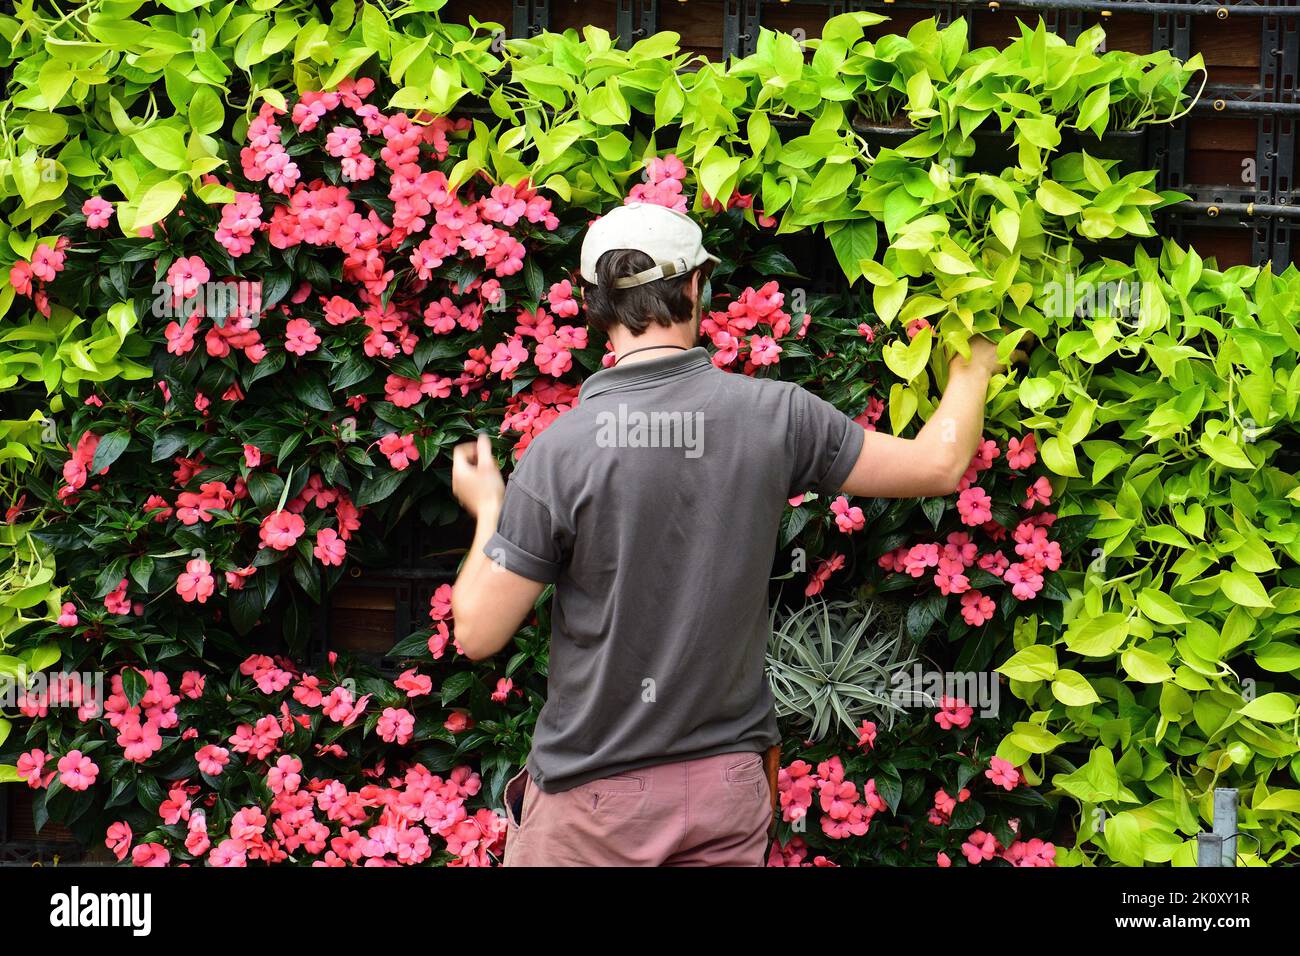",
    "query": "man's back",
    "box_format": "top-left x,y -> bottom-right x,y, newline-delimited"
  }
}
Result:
487,347 -> 864,792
